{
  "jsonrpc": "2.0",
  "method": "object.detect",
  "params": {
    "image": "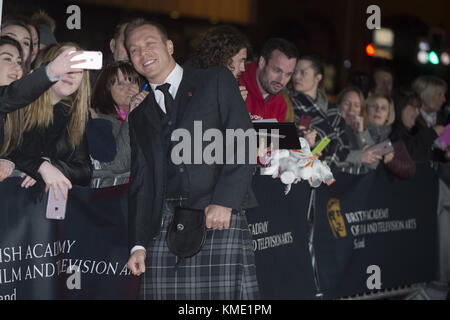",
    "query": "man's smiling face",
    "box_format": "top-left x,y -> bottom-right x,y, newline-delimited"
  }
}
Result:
127,25 -> 175,84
